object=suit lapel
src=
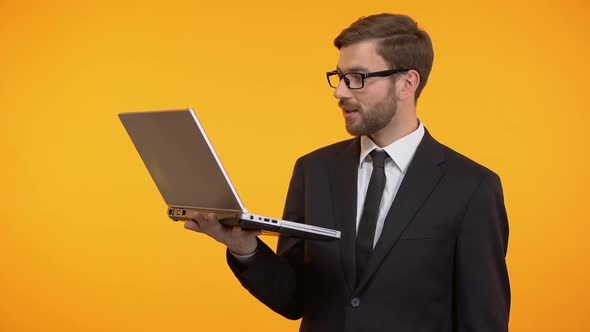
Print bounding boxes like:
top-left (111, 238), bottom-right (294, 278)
top-left (329, 138), bottom-right (360, 292)
top-left (355, 130), bottom-right (446, 291)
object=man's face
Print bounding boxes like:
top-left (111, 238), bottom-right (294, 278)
top-left (334, 40), bottom-right (398, 137)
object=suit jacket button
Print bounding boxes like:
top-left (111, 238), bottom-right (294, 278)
top-left (351, 297), bottom-right (360, 308)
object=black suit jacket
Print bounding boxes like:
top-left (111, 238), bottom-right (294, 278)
top-left (228, 129), bottom-right (510, 332)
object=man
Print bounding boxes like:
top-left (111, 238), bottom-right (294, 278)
top-left (185, 13), bottom-right (510, 332)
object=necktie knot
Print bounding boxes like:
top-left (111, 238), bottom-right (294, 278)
top-left (370, 149), bottom-right (388, 168)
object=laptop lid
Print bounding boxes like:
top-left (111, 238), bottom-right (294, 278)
top-left (119, 109), bottom-right (245, 214)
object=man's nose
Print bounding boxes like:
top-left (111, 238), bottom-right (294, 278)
top-left (334, 79), bottom-right (352, 100)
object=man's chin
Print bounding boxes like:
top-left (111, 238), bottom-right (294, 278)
top-left (345, 122), bottom-right (366, 137)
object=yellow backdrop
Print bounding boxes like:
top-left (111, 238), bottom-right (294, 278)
top-left (1, 0), bottom-right (588, 331)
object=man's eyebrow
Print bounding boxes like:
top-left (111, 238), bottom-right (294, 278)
top-left (336, 66), bottom-right (371, 73)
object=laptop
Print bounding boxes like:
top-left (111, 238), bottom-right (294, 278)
top-left (118, 109), bottom-right (341, 241)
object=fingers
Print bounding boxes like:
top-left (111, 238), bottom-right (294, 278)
top-left (182, 213), bottom-right (261, 254)
top-left (184, 213), bottom-right (219, 234)
top-left (184, 219), bottom-right (201, 232)
top-left (184, 212), bottom-right (209, 231)
top-left (199, 213), bottom-right (221, 235)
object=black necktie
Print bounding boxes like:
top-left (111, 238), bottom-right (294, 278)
top-left (356, 149), bottom-right (388, 280)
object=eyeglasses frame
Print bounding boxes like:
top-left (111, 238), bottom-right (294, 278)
top-left (326, 68), bottom-right (410, 90)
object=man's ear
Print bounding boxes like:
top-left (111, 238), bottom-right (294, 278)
top-left (397, 69), bottom-right (420, 102)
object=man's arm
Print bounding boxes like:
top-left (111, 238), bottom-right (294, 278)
top-left (455, 172), bottom-right (511, 331)
top-left (225, 157), bottom-right (307, 319)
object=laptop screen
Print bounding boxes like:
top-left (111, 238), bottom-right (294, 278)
top-left (119, 109), bottom-right (245, 213)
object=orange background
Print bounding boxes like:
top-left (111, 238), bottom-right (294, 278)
top-left (1, 0), bottom-right (589, 331)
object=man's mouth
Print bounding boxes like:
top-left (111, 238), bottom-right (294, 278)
top-left (341, 108), bottom-right (359, 120)
top-left (340, 104), bottom-right (358, 113)
top-left (339, 101), bottom-right (360, 119)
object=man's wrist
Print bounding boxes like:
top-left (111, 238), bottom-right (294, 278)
top-left (229, 246), bottom-right (257, 264)
top-left (228, 236), bottom-right (259, 256)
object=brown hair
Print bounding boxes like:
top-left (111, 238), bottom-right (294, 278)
top-left (334, 13), bottom-right (434, 100)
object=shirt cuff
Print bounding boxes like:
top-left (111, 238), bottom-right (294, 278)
top-left (229, 249), bottom-right (257, 264)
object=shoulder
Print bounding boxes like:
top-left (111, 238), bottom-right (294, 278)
top-left (443, 145), bottom-right (495, 175)
top-left (430, 133), bottom-right (502, 187)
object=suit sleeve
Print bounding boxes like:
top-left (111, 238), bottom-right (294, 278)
top-left (226, 157), bottom-right (306, 320)
top-left (455, 172), bottom-right (511, 331)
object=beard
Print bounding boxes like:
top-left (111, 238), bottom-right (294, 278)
top-left (341, 93), bottom-right (398, 137)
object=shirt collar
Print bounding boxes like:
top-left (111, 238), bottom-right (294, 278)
top-left (359, 121), bottom-right (425, 174)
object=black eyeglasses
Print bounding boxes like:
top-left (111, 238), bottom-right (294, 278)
top-left (326, 68), bottom-right (409, 90)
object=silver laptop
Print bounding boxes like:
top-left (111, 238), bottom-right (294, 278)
top-left (118, 109), bottom-right (341, 241)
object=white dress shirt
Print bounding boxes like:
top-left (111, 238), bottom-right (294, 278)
top-left (357, 121), bottom-right (425, 248)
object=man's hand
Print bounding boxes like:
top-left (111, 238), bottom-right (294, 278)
top-left (184, 213), bottom-right (260, 256)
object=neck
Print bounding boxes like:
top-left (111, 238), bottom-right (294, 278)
top-left (369, 107), bottom-right (418, 147)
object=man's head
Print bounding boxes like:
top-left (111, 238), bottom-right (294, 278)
top-left (334, 13), bottom-right (433, 101)
top-left (329, 14), bottom-right (433, 142)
